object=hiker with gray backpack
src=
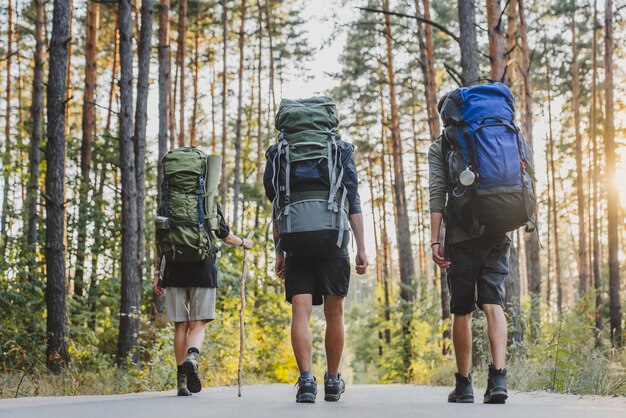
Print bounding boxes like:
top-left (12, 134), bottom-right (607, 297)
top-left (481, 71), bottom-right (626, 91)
top-left (428, 83), bottom-right (537, 404)
top-left (263, 97), bottom-right (368, 403)
top-left (153, 147), bottom-right (252, 396)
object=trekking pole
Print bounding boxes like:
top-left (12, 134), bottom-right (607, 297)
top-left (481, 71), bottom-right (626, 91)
top-left (238, 231), bottom-right (254, 397)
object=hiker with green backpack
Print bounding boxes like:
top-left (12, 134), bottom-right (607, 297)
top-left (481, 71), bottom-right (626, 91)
top-left (428, 83), bottom-right (537, 404)
top-left (153, 147), bottom-right (252, 396)
top-left (264, 97), bottom-right (368, 403)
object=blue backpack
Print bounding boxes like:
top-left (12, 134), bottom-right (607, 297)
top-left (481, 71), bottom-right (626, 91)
top-left (439, 82), bottom-right (537, 237)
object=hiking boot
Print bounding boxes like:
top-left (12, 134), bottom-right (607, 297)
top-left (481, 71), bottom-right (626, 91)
top-left (182, 351), bottom-right (201, 393)
top-left (484, 364), bottom-right (508, 404)
top-left (177, 371), bottom-right (191, 396)
top-left (447, 372), bottom-right (474, 403)
top-left (295, 375), bottom-right (317, 403)
top-left (324, 372), bottom-right (346, 402)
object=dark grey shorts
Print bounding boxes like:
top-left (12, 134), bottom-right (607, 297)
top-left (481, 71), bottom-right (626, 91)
top-left (284, 254), bottom-right (350, 306)
top-left (446, 235), bottom-right (511, 315)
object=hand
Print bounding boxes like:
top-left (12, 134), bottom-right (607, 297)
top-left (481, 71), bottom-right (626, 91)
top-left (242, 238), bottom-right (253, 250)
top-left (153, 271), bottom-right (164, 297)
top-left (432, 243), bottom-right (451, 269)
top-left (355, 251), bottom-right (368, 275)
top-left (275, 251), bottom-right (285, 280)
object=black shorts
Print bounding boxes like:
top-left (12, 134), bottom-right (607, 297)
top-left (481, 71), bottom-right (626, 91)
top-left (284, 254), bottom-right (350, 305)
top-left (446, 235), bottom-right (511, 315)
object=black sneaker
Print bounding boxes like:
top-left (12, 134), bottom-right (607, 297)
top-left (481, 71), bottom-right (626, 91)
top-left (177, 371), bottom-right (191, 396)
top-left (295, 375), bottom-right (317, 403)
top-left (182, 352), bottom-right (202, 393)
top-left (484, 364), bottom-right (508, 404)
top-left (447, 372), bottom-right (474, 403)
top-left (324, 372), bottom-right (346, 401)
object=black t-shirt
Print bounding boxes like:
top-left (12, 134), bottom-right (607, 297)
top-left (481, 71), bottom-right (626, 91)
top-left (162, 205), bottom-right (230, 288)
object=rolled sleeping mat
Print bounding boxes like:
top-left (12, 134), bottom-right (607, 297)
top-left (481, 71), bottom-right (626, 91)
top-left (205, 155), bottom-right (222, 232)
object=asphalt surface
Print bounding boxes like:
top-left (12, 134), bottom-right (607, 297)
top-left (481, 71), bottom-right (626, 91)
top-left (1, 384), bottom-right (625, 418)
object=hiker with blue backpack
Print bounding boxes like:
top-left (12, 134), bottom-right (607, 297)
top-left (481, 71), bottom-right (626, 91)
top-left (153, 147), bottom-right (253, 396)
top-left (264, 97), bottom-right (368, 403)
top-left (428, 83), bottom-right (537, 404)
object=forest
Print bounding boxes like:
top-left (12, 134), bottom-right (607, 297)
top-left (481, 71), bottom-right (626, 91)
top-left (0, 0), bottom-right (625, 398)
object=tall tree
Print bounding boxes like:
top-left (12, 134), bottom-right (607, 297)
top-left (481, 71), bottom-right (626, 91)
top-left (26, 0), bottom-right (46, 282)
top-left (219, 0), bottom-right (228, 207)
top-left (382, 0), bottom-right (416, 376)
top-left (45, 0), bottom-right (72, 373)
top-left (604, 0), bottom-right (621, 347)
top-left (135, 0), bottom-right (153, 293)
top-left (177, 0), bottom-right (187, 146)
top-left (117, 0), bottom-right (141, 365)
top-left (1, 0), bottom-right (15, 255)
top-left (75, 0), bottom-right (100, 298)
top-left (591, 0), bottom-right (601, 336)
top-left (486, 0), bottom-right (505, 81)
top-left (457, 0), bottom-right (479, 85)
top-left (569, 5), bottom-right (588, 294)
top-left (518, 0), bottom-right (541, 339)
top-left (232, 0), bottom-right (247, 230)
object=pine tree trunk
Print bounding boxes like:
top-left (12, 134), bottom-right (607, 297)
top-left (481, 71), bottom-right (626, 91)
top-left (155, 0), bottom-right (170, 322)
top-left (26, 0), bottom-right (45, 283)
top-left (518, 0), bottom-right (541, 339)
top-left (604, 0), bottom-right (622, 347)
top-left (210, 56), bottom-right (217, 153)
top-left (45, 0), bottom-right (71, 373)
top-left (570, 11), bottom-right (588, 294)
top-left (219, 0), bottom-right (228, 207)
top-left (177, 0), bottom-right (187, 147)
top-left (486, 0), bottom-right (505, 81)
top-left (1, 0), bottom-right (14, 256)
top-left (75, 0), bottom-right (100, 298)
top-left (190, 13), bottom-right (199, 148)
top-left (591, 0), bottom-right (601, 338)
top-left (265, 0), bottom-right (276, 113)
top-left (255, 0), bottom-right (264, 184)
top-left (135, 0), bottom-right (153, 301)
top-left (457, 0), bottom-right (479, 86)
top-left (117, 0), bottom-right (141, 366)
top-left (382, 0), bottom-right (416, 377)
top-left (421, 0), bottom-right (439, 139)
top-left (232, 0), bottom-right (247, 231)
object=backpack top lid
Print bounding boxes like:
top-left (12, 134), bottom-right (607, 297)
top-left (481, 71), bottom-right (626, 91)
top-left (441, 82), bottom-right (515, 127)
top-left (275, 96), bottom-right (339, 134)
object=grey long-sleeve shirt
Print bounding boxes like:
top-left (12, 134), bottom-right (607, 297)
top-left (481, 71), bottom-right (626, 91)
top-left (427, 137), bottom-right (473, 245)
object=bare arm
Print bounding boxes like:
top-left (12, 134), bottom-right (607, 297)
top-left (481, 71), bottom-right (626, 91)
top-left (222, 232), bottom-right (252, 249)
top-left (349, 213), bottom-right (368, 275)
top-left (430, 212), bottom-right (450, 269)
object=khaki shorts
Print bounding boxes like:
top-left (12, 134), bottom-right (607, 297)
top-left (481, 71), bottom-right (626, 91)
top-left (165, 287), bottom-right (216, 322)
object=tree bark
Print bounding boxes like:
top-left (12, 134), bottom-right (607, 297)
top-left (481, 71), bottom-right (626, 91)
top-left (219, 0), bottom-right (228, 207)
top-left (117, 0), bottom-right (141, 365)
top-left (255, 0), bottom-right (264, 184)
top-left (26, 0), bottom-right (45, 283)
top-left (155, 0), bottom-right (170, 322)
top-left (591, 0), bottom-right (601, 338)
top-left (1, 0), bottom-right (14, 256)
top-left (518, 0), bottom-right (541, 339)
top-left (382, 0), bottom-right (416, 377)
top-left (190, 13), bottom-right (199, 148)
top-left (45, 0), bottom-right (71, 373)
top-left (457, 0), bottom-right (480, 86)
top-left (74, 0), bottom-right (100, 298)
top-left (177, 0), bottom-right (187, 147)
top-left (232, 0), bottom-right (247, 232)
top-left (486, 0), bottom-right (505, 81)
top-left (265, 0), bottom-right (276, 113)
top-left (135, 0), bottom-right (153, 303)
top-left (604, 0), bottom-right (622, 347)
top-left (569, 10), bottom-right (588, 295)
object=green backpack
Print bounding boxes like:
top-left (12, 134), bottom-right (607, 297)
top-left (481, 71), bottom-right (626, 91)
top-left (269, 96), bottom-right (349, 248)
top-left (156, 147), bottom-right (222, 262)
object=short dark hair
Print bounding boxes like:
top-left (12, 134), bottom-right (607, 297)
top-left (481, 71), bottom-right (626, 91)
top-left (437, 92), bottom-right (450, 114)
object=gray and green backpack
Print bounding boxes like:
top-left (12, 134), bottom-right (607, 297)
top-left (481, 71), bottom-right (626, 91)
top-left (269, 96), bottom-right (349, 248)
top-left (156, 147), bottom-right (222, 262)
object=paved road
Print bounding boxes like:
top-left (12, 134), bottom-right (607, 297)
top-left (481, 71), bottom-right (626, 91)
top-left (2, 384), bottom-right (625, 418)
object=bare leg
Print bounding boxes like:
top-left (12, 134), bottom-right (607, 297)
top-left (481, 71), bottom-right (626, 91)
top-left (291, 294), bottom-right (313, 374)
top-left (482, 304), bottom-right (507, 369)
top-left (174, 322), bottom-right (189, 365)
top-left (452, 313), bottom-right (472, 377)
top-left (186, 320), bottom-right (207, 351)
top-left (323, 296), bottom-right (345, 375)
